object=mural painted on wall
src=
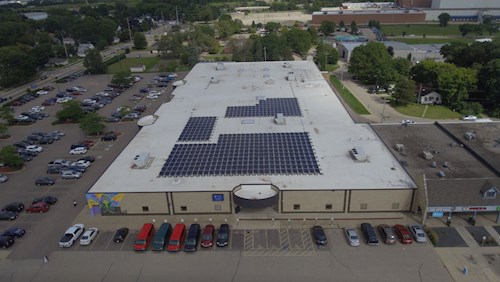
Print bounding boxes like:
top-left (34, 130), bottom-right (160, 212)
top-left (86, 193), bottom-right (125, 215)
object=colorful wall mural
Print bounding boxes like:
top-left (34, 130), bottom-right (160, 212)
top-left (86, 193), bottom-right (125, 215)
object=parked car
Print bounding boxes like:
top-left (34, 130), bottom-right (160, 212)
top-left (394, 224), bottom-right (413, 244)
top-left (69, 147), bottom-right (87, 155)
top-left (47, 165), bottom-right (65, 174)
top-left (0, 211), bottom-right (18, 220)
top-left (462, 115), bottom-right (477, 121)
top-left (67, 165), bottom-right (86, 173)
top-left (216, 224), bottom-right (230, 247)
top-left (106, 116), bottom-right (120, 122)
top-left (32, 196), bottom-right (57, 205)
top-left (378, 224), bottom-right (397, 244)
top-left (78, 156), bottom-right (95, 163)
top-left (51, 130), bottom-right (65, 137)
top-left (0, 174), bottom-right (8, 183)
top-left (48, 159), bottom-right (70, 167)
top-left (184, 223), bottom-right (201, 252)
top-left (344, 228), bottom-right (360, 247)
top-left (312, 225), bottom-right (327, 246)
top-left (25, 145), bottom-right (43, 153)
top-left (0, 236), bottom-right (14, 248)
top-left (122, 112), bottom-right (139, 121)
top-left (80, 227), bottom-right (99, 245)
top-left (59, 224), bottom-right (85, 248)
top-left (71, 160), bottom-right (91, 168)
top-left (114, 227), bottom-right (129, 243)
top-left (2, 202), bottom-right (24, 212)
top-left (0, 227), bottom-right (25, 238)
top-left (61, 170), bottom-right (82, 179)
top-left (26, 202), bottom-right (50, 213)
top-left (409, 224), bottom-right (427, 243)
top-left (71, 143), bottom-right (90, 150)
top-left (201, 224), bottom-right (215, 248)
top-left (401, 119), bottom-right (415, 125)
top-left (361, 223), bottom-right (379, 246)
top-left (35, 176), bottom-right (55, 186)
top-left (101, 133), bottom-right (117, 141)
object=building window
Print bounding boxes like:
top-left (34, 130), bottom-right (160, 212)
top-left (484, 190), bottom-right (497, 199)
top-left (325, 204), bottom-right (332, 210)
top-left (142, 206), bottom-right (149, 212)
top-left (392, 203), bottom-right (400, 210)
top-left (214, 205), bottom-right (221, 211)
top-left (360, 203), bottom-right (368, 210)
top-left (180, 206), bottom-right (187, 211)
top-left (293, 204), bottom-right (300, 210)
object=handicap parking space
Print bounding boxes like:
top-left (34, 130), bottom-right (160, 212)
top-left (241, 228), bottom-right (315, 256)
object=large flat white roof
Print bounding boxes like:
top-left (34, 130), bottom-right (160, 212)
top-left (89, 61), bottom-right (416, 194)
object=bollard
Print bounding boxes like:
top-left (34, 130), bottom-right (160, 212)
top-left (272, 218), bottom-right (275, 227)
top-left (237, 218), bottom-right (240, 226)
top-left (163, 219), bottom-right (168, 223)
top-left (194, 218), bottom-right (197, 222)
top-left (180, 218), bottom-right (184, 223)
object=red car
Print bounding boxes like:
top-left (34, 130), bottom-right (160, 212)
top-left (26, 202), bottom-right (50, 213)
top-left (393, 224), bottom-right (413, 244)
top-left (201, 224), bottom-right (215, 248)
top-left (80, 140), bottom-right (94, 147)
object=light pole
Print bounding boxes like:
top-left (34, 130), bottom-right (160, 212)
top-left (381, 98), bottom-right (387, 123)
top-left (264, 47), bottom-right (267, 62)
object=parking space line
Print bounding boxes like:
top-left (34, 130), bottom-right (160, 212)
top-left (89, 231), bottom-right (103, 251)
top-left (279, 228), bottom-right (289, 251)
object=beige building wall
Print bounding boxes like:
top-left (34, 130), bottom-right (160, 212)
top-left (172, 192), bottom-right (232, 214)
top-left (119, 193), bottom-right (169, 214)
top-left (349, 189), bottom-right (414, 212)
top-left (282, 190), bottom-right (345, 212)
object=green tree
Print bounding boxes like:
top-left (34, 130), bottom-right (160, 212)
top-left (0, 123), bottom-right (8, 137)
top-left (478, 58), bottom-right (500, 116)
top-left (339, 20), bottom-right (345, 29)
top-left (350, 21), bottom-right (358, 35)
top-left (349, 42), bottom-right (396, 86)
top-left (158, 32), bottom-right (184, 59)
top-left (83, 49), bottom-right (107, 74)
top-left (265, 22), bottom-right (281, 33)
top-left (393, 77), bottom-right (416, 106)
top-left (392, 57), bottom-right (412, 78)
top-left (0, 145), bottom-right (23, 168)
top-left (0, 46), bottom-right (37, 87)
top-left (320, 21), bottom-right (336, 35)
top-left (0, 107), bottom-right (15, 125)
top-left (283, 27), bottom-right (312, 55)
top-left (79, 113), bottom-right (106, 135)
top-left (133, 32), bottom-right (148, 49)
top-left (180, 45), bottom-right (199, 68)
top-left (438, 13), bottom-right (451, 27)
top-left (316, 42), bottom-right (339, 70)
top-left (112, 71), bottom-right (133, 87)
top-left (458, 24), bottom-right (475, 37)
top-left (56, 100), bottom-right (86, 122)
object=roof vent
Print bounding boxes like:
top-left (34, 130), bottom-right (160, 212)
top-left (274, 113), bottom-right (286, 125)
top-left (283, 62), bottom-right (292, 68)
top-left (210, 76), bottom-right (219, 83)
top-left (287, 71), bottom-right (296, 81)
top-left (350, 146), bottom-right (368, 162)
top-left (132, 152), bottom-right (151, 169)
top-left (216, 62), bottom-right (225, 70)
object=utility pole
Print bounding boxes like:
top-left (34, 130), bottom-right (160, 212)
top-left (127, 18), bottom-right (133, 42)
top-left (161, 10), bottom-right (166, 32)
top-left (264, 47), bottom-right (267, 62)
top-left (176, 6), bottom-right (179, 25)
top-left (417, 82), bottom-right (423, 103)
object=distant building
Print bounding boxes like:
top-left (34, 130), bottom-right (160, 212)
top-left (130, 65), bottom-right (146, 73)
top-left (63, 38), bottom-right (75, 46)
top-left (420, 91), bottom-right (442, 105)
top-left (21, 12), bottom-right (48, 21)
top-left (77, 43), bottom-right (95, 58)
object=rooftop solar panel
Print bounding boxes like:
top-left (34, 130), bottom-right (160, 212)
top-left (160, 133), bottom-right (320, 177)
top-left (178, 117), bottom-right (217, 142)
top-left (225, 98), bottom-right (301, 118)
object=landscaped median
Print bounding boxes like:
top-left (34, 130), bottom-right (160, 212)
top-left (329, 75), bottom-right (370, 115)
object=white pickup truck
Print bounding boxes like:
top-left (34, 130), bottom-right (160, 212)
top-left (59, 224), bottom-right (85, 248)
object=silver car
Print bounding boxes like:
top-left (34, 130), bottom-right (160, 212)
top-left (61, 170), bottom-right (82, 179)
top-left (345, 228), bottom-right (360, 246)
top-left (0, 174), bottom-right (8, 183)
top-left (409, 224), bottom-right (427, 243)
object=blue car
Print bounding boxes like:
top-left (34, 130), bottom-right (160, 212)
top-left (1, 227), bottom-right (25, 238)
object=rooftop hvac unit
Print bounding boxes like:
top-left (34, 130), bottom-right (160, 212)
top-left (287, 71), bottom-right (296, 81)
top-left (210, 76), bottom-right (219, 83)
top-left (464, 132), bottom-right (476, 141)
top-left (274, 113), bottom-right (286, 125)
top-left (133, 152), bottom-right (150, 169)
top-left (216, 62), bottom-right (225, 70)
top-left (283, 62), bottom-right (292, 68)
top-left (350, 146), bottom-right (368, 162)
top-left (421, 151), bottom-right (433, 160)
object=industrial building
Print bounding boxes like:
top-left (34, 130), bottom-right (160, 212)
top-left (86, 61), bottom-right (417, 217)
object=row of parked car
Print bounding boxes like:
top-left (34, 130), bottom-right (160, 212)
top-left (57, 222), bottom-right (230, 253)
top-left (312, 223), bottom-right (427, 247)
top-left (0, 196), bottom-right (58, 223)
top-left (12, 130), bottom-right (65, 162)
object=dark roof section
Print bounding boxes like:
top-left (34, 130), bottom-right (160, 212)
top-left (427, 178), bottom-right (500, 207)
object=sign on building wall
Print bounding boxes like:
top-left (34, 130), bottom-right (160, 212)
top-left (212, 194), bottom-right (224, 201)
top-left (432, 212), bottom-right (444, 217)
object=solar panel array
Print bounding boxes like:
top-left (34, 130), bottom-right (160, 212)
top-left (225, 98), bottom-right (301, 118)
top-left (178, 117), bottom-right (217, 142)
top-left (160, 133), bottom-right (320, 177)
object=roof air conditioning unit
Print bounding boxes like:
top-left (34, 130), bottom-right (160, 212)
top-left (283, 62), bottom-right (292, 68)
top-left (210, 76), bottom-right (219, 83)
top-left (287, 71), bottom-right (296, 81)
top-left (350, 146), bottom-right (368, 162)
top-left (274, 113), bottom-right (286, 125)
top-left (216, 62), bottom-right (225, 70)
top-left (133, 152), bottom-right (150, 169)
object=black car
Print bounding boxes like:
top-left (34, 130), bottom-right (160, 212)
top-left (106, 116), bottom-right (120, 123)
top-left (113, 227), bottom-right (129, 242)
top-left (79, 156), bottom-right (95, 163)
top-left (216, 224), bottom-right (229, 247)
top-left (2, 202), bottom-right (24, 212)
top-left (1, 227), bottom-right (25, 238)
top-left (13, 141), bottom-right (29, 148)
top-left (184, 223), bottom-right (201, 252)
top-left (27, 135), bottom-right (42, 142)
top-left (101, 133), bottom-right (117, 141)
top-left (32, 196), bottom-right (58, 205)
top-left (67, 165), bottom-right (86, 173)
top-left (0, 211), bottom-right (18, 220)
top-left (0, 236), bottom-right (14, 248)
top-left (46, 165), bottom-right (65, 174)
top-left (18, 149), bottom-right (37, 157)
top-left (312, 225), bottom-right (327, 246)
top-left (35, 176), bottom-right (55, 186)
top-left (38, 136), bottom-right (54, 144)
top-left (20, 154), bottom-right (33, 162)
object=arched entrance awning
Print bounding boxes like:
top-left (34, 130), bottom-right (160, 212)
top-left (233, 184), bottom-right (279, 208)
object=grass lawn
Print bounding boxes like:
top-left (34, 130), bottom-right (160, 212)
top-left (107, 57), bottom-right (160, 74)
top-left (325, 64), bottom-right (339, 72)
top-left (329, 76), bottom-right (370, 115)
top-left (395, 104), bottom-right (462, 119)
top-left (393, 37), bottom-right (475, 44)
top-left (381, 24), bottom-right (463, 36)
